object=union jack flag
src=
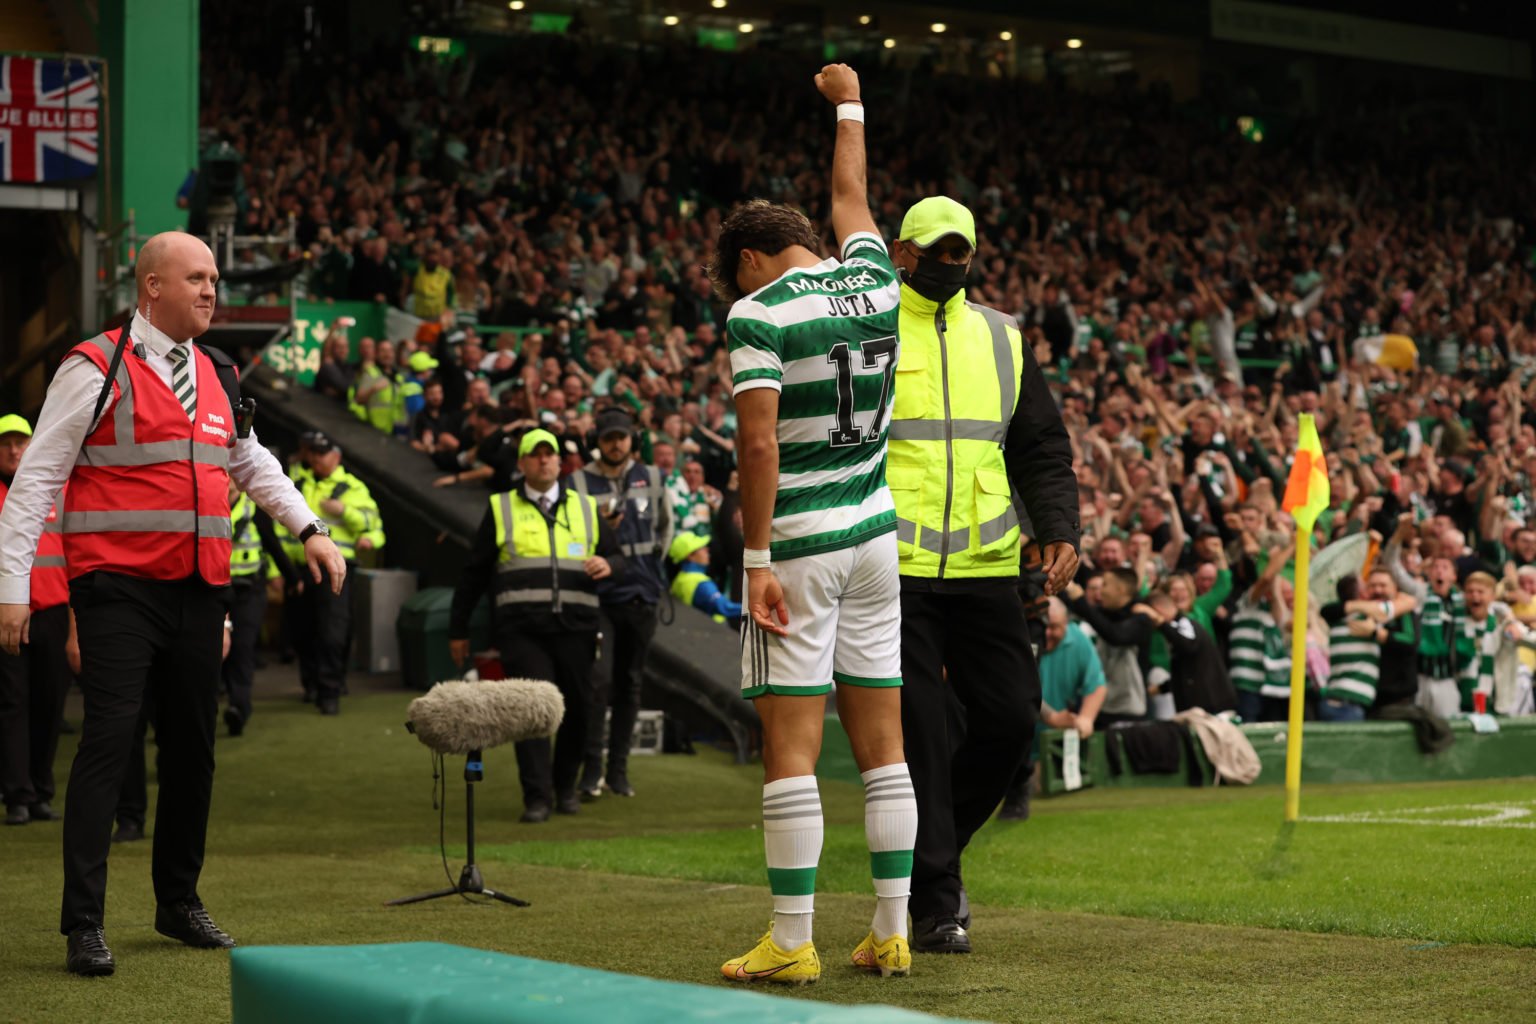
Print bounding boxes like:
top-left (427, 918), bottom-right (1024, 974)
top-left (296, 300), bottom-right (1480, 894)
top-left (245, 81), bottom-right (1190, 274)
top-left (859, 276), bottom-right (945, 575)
top-left (0, 55), bottom-right (100, 183)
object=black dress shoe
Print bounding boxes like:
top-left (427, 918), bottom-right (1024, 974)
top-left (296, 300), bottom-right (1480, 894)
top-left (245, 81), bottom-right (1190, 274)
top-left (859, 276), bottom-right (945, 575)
top-left (29, 801), bottom-right (60, 821)
top-left (606, 772), bottom-right (636, 798)
top-left (112, 821), bottom-right (145, 843)
top-left (66, 925), bottom-right (115, 976)
top-left (317, 698), bottom-right (340, 716)
top-left (224, 708), bottom-right (245, 737)
top-left (155, 899), bottom-right (236, 949)
top-left (5, 804), bottom-right (28, 825)
top-left (912, 916), bottom-right (972, 954)
top-left (520, 802), bottom-right (551, 824)
top-left (555, 792), bottom-right (581, 815)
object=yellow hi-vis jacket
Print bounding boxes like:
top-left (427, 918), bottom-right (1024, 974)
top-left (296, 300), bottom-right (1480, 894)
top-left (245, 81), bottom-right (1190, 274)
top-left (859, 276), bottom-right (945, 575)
top-left (489, 487), bottom-right (601, 615)
top-left (889, 287), bottom-right (1023, 579)
top-left (229, 491), bottom-right (263, 579)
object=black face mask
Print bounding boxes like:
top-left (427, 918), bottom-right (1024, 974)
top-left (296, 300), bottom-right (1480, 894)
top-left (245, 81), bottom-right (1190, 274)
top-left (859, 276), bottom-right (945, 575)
top-left (901, 256), bottom-right (969, 303)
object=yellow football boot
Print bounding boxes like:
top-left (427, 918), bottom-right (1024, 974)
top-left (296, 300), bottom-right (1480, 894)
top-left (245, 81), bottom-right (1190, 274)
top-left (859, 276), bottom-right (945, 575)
top-left (721, 927), bottom-right (821, 985)
top-left (851, 931), bottom-right (912, 977)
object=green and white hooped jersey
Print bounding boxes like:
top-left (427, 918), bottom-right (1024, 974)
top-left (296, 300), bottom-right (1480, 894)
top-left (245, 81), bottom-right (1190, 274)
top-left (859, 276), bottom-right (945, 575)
top-left (1324, 616), bottom-right (1380, 706)
top-left (727, 232), bottom-right (901, 560)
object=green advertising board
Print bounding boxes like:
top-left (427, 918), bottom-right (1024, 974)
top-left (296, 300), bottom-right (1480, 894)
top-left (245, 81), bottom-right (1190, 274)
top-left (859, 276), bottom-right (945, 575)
top-left (263, 301), bottom-right (385, 386)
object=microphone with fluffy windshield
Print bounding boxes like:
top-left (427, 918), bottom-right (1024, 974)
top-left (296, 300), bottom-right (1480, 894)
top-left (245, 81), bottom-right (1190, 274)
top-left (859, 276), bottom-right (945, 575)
top-left (404, 678), bottom-right (564, 754)
top-left (391, 677), bottom-right (565, 909)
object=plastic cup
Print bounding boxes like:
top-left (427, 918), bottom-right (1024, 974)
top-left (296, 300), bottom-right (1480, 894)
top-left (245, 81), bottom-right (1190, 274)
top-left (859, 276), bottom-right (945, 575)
top-left (1473, 691), bottom-right (1487, 715)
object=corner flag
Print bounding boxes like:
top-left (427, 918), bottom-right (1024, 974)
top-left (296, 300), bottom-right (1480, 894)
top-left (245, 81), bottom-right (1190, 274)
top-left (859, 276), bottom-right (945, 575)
top-left (1280, 414), bottom-right (1328, 822)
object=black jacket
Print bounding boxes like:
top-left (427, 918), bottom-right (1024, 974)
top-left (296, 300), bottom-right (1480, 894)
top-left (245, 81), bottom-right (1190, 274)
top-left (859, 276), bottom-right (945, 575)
top-left (1157, 614), bottom-right (1237, 714)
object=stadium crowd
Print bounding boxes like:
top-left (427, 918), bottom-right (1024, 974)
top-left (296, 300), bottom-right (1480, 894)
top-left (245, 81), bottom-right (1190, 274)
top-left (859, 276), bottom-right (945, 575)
top-left (201, 31), bottom-right (1536, 725)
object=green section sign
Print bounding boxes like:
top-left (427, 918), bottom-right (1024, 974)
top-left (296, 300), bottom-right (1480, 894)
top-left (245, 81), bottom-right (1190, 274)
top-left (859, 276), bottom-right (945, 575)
top-left (263, 301), bottom-right (385, 386)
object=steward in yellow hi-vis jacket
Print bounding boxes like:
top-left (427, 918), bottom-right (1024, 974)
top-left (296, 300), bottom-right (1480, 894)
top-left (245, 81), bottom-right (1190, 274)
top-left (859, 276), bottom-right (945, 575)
top-left (296, 433), bottom-right (384, 715)
top-left (888, 196), bottom-right (1080, 953)
top-left (449, 428), bottom-right (626, 823)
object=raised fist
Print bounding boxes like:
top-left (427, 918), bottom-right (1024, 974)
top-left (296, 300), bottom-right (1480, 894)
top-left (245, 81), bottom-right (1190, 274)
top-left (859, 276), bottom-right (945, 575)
top-left (815, 64), bottom-right (861, 105)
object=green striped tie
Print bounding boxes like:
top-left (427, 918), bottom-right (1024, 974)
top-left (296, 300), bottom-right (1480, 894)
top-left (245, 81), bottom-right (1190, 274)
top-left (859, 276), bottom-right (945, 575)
top-left (169, 345), bottom-right (196, 420)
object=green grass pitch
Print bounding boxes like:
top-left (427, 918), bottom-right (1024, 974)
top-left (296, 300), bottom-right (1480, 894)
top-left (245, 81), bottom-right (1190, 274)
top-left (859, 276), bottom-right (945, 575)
top-left (1, 688), bottom-right (1531, 1023)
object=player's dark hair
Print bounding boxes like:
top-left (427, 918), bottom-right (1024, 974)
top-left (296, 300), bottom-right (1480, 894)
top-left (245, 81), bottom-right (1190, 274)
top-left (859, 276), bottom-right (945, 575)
top-left (707, 199), bottom-right (820, 303)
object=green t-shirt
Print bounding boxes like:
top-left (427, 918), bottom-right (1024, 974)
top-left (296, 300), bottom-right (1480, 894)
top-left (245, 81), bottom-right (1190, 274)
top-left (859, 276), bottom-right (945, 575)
top-left (1040, 624), bottom-right (1107, 713)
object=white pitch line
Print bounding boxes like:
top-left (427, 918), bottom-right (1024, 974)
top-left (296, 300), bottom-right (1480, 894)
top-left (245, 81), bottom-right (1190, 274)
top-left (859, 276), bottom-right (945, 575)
top-left (1301, 802), bottom-right (1536, 829)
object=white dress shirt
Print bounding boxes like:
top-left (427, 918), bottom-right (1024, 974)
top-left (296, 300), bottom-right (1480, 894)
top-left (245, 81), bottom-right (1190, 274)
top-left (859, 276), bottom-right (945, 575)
top-left (524, 480), bottom-right (560, 510)
top-left (0, 315), bottom-right (315, 605)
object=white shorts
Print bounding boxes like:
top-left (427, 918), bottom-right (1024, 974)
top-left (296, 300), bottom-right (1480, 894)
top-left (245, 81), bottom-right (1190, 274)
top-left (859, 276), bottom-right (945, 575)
top-left (740, 531), bottom-right (902, 698)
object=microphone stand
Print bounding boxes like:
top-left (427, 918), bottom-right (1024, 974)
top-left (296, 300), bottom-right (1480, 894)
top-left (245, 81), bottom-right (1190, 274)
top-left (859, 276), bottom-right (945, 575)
top-left (387, 750), bottom-right (529, 908)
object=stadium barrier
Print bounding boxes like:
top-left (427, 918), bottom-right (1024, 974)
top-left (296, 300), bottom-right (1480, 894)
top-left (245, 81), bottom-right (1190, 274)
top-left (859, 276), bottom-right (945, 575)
top-left (230, 942), bottom-right (982, 1023)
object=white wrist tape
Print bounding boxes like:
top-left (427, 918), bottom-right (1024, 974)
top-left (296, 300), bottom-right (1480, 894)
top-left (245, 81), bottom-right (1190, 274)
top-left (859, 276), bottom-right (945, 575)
top-left (742, 548), bottom-right (772, 570)
top-left (836, 102), bottom-right (865, 124)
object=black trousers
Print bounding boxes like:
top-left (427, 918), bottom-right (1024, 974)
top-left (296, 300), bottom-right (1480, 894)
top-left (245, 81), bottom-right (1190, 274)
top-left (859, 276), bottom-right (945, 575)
top-left (61, 573), bottom-right (224, 934)
top-left (899, 588), bottom-right (1039, 923)
top-left (500, 627), bottom-right (597, 808)
top-left (0, 603), bottom-right (70, 808)
top-left (222, 578), bottom-right (267, 723)
top-left (115, 705), bottom-right (152, 832)
top-left (298, 564), bottom-right (351, 702)
top-left (583, 600), bottom-right (658, 782)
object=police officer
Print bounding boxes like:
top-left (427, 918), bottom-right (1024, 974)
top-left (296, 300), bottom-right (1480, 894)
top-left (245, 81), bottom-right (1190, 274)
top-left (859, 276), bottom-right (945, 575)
top-left (0, 414), bottom-right (69, 826)
top-left (0, 231), bottom-right (345, 976)
top-left (448, 428), bottom-right (624, 823)
top-left (887, 198), bottom-right (1080, 953)
top-left (571, 407), bottom-right (670, 800)
top-left (222, 481), bottom-right (298, 736)
top-left (297, 433), bottom-right (384, 715)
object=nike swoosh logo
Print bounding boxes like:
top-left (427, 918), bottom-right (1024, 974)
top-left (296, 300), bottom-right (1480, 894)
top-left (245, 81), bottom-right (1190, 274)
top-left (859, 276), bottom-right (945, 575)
top-left (734, 961), bottom-right (797, 980)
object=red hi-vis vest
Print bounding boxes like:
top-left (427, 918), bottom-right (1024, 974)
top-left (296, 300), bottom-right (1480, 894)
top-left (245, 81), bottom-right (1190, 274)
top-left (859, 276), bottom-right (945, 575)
top-left (61, 331), bottom-right (236, 586)
top-left (0, 479), bottom-right (68, 611)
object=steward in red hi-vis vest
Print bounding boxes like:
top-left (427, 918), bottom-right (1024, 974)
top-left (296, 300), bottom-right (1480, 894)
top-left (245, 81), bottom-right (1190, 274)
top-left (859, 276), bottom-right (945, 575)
top-left (61, 330), bottom-right (235, 586)
top-left (0, 479), bottom-right (67, 611)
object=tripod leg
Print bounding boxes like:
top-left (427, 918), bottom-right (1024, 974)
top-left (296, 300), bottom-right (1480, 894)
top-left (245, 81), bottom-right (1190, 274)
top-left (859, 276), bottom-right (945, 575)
top-left (481, 888), bottom-right (531, 908)
top-left (386, 887), bottom-right (462, 906)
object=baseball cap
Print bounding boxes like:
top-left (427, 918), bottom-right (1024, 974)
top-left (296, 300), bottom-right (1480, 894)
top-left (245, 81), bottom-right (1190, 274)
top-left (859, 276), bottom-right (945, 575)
top-left (309, 432), bottom-right (337, 454)
top-left (667, 531), bottom-right (711, 564)
top-left (0, 414), bottom-right (33, 438)
top-left (408, 351), bottom-right (439, 373)
top-left (898, 196), bottom-right (977, 250)
top-left (595, 407), bottom-right (635, 439)
top-left (518, 428), bottom-right (560, 458)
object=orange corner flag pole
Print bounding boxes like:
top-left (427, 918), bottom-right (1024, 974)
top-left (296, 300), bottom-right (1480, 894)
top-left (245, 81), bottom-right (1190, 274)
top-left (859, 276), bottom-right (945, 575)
top-left (1280, 414), bottom-right (1329, 822)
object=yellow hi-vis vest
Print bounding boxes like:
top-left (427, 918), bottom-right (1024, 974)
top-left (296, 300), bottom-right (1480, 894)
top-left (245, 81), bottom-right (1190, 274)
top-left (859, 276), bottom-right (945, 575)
top-left (229, 492), bottom-right (264, 579)
top-left (889, 289), bottom-right (1023, 579)
top-left (489, 487), bottom-right (601, 614)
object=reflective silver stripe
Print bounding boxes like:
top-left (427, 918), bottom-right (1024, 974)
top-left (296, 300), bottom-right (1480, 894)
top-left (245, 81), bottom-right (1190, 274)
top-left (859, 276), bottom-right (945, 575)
top-left (571, 471), bottom-right (590, 499)
top-left (889, 418), bottom-right (1005, 443)
top-left (495, 589), bottom-right (600, 608)
top-left (578, 492), bottom-right (595, 554)
top-left (896, 517), bottom-right (917, 546)
top-left (34, 555), bottom-right (67, 569)
top-left (497, 492), bottom-right (517, 557)
top-left (42, 518), bottom-right (63, 534)
top-left (969, 302), bottom-right (1017, 425)
top-left (620, 541), bottom-right (657, 558)
top-left (497, 556), bottom-right (587, 573)
top-left (77, 440), bottom-right (230, 468)
top-left (60, 510), bottom-right (234, 539)
top-left (977, 505), bottom-right (1020, 547)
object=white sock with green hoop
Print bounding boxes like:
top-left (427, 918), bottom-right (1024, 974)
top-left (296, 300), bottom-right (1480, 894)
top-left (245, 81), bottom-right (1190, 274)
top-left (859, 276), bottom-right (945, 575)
top-left (763, 775), bottom-right (821, 951)
top-left (862, 762), bottom-right (917, 942)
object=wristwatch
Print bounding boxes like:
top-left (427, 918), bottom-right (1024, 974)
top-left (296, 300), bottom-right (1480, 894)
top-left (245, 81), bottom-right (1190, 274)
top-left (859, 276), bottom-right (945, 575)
top-left (299, 520), bottom-right (331, 543)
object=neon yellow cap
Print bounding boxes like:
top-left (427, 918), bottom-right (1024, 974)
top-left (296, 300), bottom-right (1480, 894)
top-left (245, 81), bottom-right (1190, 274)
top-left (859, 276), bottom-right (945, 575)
top-left (898, 196), bottom-right (976, 249)
top-left (518, 428), bottom-right (561, 458)
top-left (0, 414), bottom-right (32, 438)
